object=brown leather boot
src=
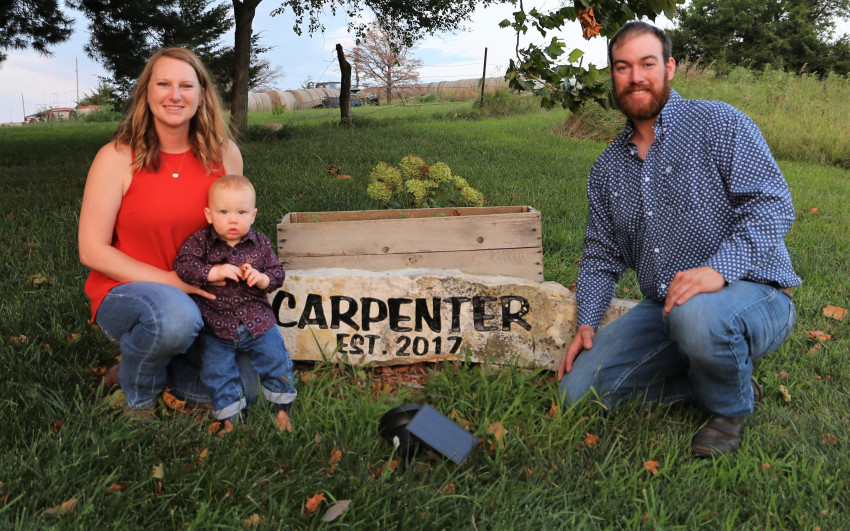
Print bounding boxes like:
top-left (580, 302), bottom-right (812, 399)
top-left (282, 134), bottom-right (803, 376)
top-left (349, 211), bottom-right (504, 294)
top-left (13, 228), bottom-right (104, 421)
top-left (691, 416), bottom-right (745, 456)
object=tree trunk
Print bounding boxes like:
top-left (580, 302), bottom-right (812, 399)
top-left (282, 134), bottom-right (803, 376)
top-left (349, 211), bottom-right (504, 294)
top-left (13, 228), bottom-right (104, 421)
top-left (336, 43), bottom-right (352, 126)
top-left (230, 0), bottom-right (261, 139)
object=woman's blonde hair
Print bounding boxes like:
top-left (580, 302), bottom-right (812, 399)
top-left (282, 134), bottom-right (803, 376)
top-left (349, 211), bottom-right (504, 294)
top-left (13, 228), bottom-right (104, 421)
top-left (113, 47), bottom-right (232, 174)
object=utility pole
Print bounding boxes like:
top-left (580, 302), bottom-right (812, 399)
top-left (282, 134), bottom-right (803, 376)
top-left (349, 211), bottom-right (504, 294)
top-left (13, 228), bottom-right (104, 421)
top-left (480, 48), bottom-right (488, 106)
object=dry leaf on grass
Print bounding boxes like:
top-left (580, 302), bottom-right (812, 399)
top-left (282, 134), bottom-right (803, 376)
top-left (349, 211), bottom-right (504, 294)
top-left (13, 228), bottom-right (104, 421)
top-left (487, 422), bottom-right (507, 451)
top-left (644, 460), bottom-right (659, 475)
top-left (804, 207), bottom-right (820, 214)
top-left (807, 330), bottom-right (832, 341)
top-left (304, 493), bottom-right (326, 515)
top-left (243, 514), bottom-right (265, 529)
top-left (151, 463), bottom-right (165, 479)
top-left (779, 385), bottom-right (791, 402)
top-left (44, 495), bottom-right (80, 515)
top-left (322, 500), bottom-right (352, 522)
top-left (328, 449), bottom-right (342, 474)
top-left (583, 433), bottom-right (600, 449)
top-left (822, 433), bottom-right (837, 445)
top-left (105, 483), bottom-right (129, 493)
top-left (823, 305), bottom-right (847, 320)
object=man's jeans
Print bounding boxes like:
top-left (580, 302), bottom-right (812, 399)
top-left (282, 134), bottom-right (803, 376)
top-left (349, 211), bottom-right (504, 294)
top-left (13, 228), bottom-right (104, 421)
top-left (198, 325), bottom-right (297, 421)
top-left (96, 282), bottom-right (261, 410)
top-left (560, 281), bottom-right (796, 418)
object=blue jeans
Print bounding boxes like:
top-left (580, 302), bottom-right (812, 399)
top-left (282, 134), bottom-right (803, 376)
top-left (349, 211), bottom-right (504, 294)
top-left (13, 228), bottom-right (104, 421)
top-left (198, 325), bottom-right (297, 420)
top-left (96, 282), bottom-right (261, 410)
top-left (560, 281), bottom-right (796, 418)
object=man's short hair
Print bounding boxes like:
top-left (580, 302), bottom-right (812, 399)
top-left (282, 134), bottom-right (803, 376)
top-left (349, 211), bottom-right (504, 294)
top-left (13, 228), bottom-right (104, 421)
top-left (608, 21), bottom-right (672, 66)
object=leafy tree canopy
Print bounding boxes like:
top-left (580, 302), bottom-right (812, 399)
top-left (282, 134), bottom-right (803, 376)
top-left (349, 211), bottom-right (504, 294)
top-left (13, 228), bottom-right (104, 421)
top-left (668, 0), bottom-right (850, 76)
top-left (68, 0), bottom-right (280, 106)
top-left (271, 0), bottom-right (501, 47)
top-left (501, 0), bottom-right (683, 112)
top-left (0, 0), bottom-right (73, 63)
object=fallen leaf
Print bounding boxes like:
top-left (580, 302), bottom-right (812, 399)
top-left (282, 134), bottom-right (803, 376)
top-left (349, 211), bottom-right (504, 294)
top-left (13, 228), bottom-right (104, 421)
top-left (374, 459), bottom-right (398, 478)
top-left (761, 463), bottom-right (771, 470)
top-left (487, 422), bottom-right (507, 450)
top-left (804, 207), bottom-right (819, 214)
top-left (27, 273), bottom-right (52, 287)
top-left (823, 305), bottom-right (847, 320)
top-left (106, 483), bottom-right (129, 492)
top-left (779, 384), bottom-right (791, 402)
top-left (328, 449), bottom-right (342, 473)
top-left (808, 343), bottom-right (823, 355)
top-left (807, 330), bottom-right (832, 341)
top-left (151, 463), bottom-right (165, 479)
top-left (304, 493), bottom-right (326, 515)
top-left (583, 433), bottom-right (600, 449)
top-left (195, 448), bottom-right (209, 466)
top-left (243, 514), bottom-right (265, 529)
top-left (9, 335), bottom-right (28, 344)
top-left (644, 460), bottom-right (659, 475)
top-left (44, 495), bottom-right (80, 516)
top-left (66, 333), bottom-right (80, 343)
top-left (321, 500), bottom-right (352, 522)
top-left (547, 403), bottom-right (559, 418)
top-left (52, 421), bottom-right (64, 433)
top-left (440, 482), bottom-right (456, 495)
top-left (778, 370), bottom-right (789, 378)
top-left (336, 174), bottom-right (351, 180)
top-left (822, 433), bottom-right (837, 445)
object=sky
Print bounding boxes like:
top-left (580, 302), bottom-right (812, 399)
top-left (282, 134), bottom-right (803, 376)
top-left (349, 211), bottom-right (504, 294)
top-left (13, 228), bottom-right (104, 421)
top-left (0, 1), bottom-right (614, 123)
top-left (1, 3), bottom-right (847, 124)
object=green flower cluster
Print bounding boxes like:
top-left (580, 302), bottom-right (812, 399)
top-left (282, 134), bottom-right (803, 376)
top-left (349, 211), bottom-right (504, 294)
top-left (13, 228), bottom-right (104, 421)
top-left (366, 155), bottom-right (485, 209)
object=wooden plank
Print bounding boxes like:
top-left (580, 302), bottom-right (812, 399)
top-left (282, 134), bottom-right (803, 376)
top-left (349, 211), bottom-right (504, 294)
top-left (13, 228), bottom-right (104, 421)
top-left (279, 211), bottom-right (541, 256)
top-left (288, 206), bottom-right (532, 223)
top-left (279, 247), bottom-right (544, 281)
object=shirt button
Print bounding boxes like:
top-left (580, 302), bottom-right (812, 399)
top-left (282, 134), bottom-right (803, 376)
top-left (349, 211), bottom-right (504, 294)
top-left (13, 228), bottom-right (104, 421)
top-left (665, 166), bottom-right (672, 174)
top-left (660, 283), bottom-right (667, 290)
top-left (644, 177), bottom-right (650, 182)
top-left (654, 248), bottom-right (659, 253)
top-left (647, 211), bottom-right (653, 216)
top-left (613, 192), bottom-right (618, 197)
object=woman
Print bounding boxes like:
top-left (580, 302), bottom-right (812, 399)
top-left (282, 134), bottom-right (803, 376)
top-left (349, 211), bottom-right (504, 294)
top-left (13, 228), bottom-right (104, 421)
top-left (79, 47), bottom-right (246, 419)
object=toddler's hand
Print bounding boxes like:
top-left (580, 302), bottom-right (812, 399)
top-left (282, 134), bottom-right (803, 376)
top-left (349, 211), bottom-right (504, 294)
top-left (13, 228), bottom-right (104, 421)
top-left (241, 263), bottom-right (270, 289)
top-left (208, 264), bottom-right (242, 283)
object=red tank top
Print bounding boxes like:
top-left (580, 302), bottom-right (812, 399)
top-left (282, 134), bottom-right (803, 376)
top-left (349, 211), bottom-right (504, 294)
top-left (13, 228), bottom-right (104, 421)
top-left (84, 150), bottom-right (223, 319)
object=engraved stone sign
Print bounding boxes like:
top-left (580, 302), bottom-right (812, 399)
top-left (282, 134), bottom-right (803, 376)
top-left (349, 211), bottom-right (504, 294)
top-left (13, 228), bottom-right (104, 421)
top-left (271, 268), bottom-right (635, 370)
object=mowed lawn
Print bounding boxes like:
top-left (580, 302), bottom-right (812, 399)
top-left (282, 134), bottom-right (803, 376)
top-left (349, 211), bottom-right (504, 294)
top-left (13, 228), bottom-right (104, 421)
top-left (1, 76), bottom-right (849, 528)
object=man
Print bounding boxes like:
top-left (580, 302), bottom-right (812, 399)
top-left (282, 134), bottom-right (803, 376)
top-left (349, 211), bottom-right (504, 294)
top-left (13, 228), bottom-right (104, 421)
top-left (557, 21), bottom-right (800, 456)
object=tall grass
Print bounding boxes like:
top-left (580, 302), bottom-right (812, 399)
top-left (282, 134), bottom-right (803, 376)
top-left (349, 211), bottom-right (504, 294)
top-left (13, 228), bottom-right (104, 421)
top-left (1, 84), bottom-right (848, 527)
top-left (559, 66), bottom-right (850, 169)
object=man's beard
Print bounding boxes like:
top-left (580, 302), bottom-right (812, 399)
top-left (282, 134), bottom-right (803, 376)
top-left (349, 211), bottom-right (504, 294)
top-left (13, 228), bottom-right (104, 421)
top-left (613, 77), bottom-right (671, 122)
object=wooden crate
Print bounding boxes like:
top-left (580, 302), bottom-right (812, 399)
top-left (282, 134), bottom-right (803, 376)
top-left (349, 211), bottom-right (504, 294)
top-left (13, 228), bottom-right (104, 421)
top-left (277, 206), bottom-right (543, 281)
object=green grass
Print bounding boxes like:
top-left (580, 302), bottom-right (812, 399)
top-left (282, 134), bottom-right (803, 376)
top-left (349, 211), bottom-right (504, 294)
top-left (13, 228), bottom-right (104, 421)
top-left (1, 76), bottom-right (849, 528)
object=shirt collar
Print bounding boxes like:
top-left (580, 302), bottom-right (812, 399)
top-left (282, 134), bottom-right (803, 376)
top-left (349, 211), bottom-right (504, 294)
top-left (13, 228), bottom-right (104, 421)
top-left (619, 89), bottom-right (684, 153)
top-left (207, 225), bottom-right (258, 246)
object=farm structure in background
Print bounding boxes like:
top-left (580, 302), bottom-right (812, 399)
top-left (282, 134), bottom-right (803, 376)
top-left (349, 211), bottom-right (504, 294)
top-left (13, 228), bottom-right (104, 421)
top-left (246, 76), bottom-right (511, 111)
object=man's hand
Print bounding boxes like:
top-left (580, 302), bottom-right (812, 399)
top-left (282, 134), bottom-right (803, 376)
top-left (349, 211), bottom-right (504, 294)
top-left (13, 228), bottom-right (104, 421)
top-left (558, 324), bottom-right (595, 381)
top-left (663, 266), bottom-right (726, 316)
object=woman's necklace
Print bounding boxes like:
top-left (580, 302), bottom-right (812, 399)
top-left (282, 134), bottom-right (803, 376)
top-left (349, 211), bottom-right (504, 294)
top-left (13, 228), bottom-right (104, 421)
top-left (162, 151), bottom-right (188, 179)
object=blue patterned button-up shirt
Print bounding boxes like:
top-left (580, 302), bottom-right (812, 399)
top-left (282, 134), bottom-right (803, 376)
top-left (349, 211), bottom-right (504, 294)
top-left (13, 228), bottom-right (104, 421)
top-left (576, 90), bottom-right (801, 329)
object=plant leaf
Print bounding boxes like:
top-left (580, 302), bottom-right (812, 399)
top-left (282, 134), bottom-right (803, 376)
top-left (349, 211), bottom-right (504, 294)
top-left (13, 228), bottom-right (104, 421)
top-left (823, 305), bottom-right (847, 320)
top-left (304, 493), bottom-right (326, 515)
top-left (321, 499), bottom-right (352, 522)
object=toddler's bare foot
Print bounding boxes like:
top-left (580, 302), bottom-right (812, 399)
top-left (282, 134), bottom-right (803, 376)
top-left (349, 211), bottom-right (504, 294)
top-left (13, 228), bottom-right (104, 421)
top-left (275, 410), bottom-right (293, 432)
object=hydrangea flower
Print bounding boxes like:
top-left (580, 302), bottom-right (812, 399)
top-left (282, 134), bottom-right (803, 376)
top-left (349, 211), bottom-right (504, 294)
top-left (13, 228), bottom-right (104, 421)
top-left (399, 155), bottom-right (427, 180)
top-left (428, 162), bottom-right (452, 184)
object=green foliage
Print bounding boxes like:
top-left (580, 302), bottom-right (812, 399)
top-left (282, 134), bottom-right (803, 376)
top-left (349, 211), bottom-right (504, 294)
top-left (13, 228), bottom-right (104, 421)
top-left (2, 93), bottom-right (850, 528)
top-left (473, 88), bottom-right (544, 116)
top-left (668, 0), bottom-right (850, 76)
top-left (0, 0), bottom-right (73, 63)
top-left (366, 155), bottom-right (485, 208)
top-left (501, 0), bottom-right (684, 112)
top-left (67, 0), bottom-right (278, 104)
